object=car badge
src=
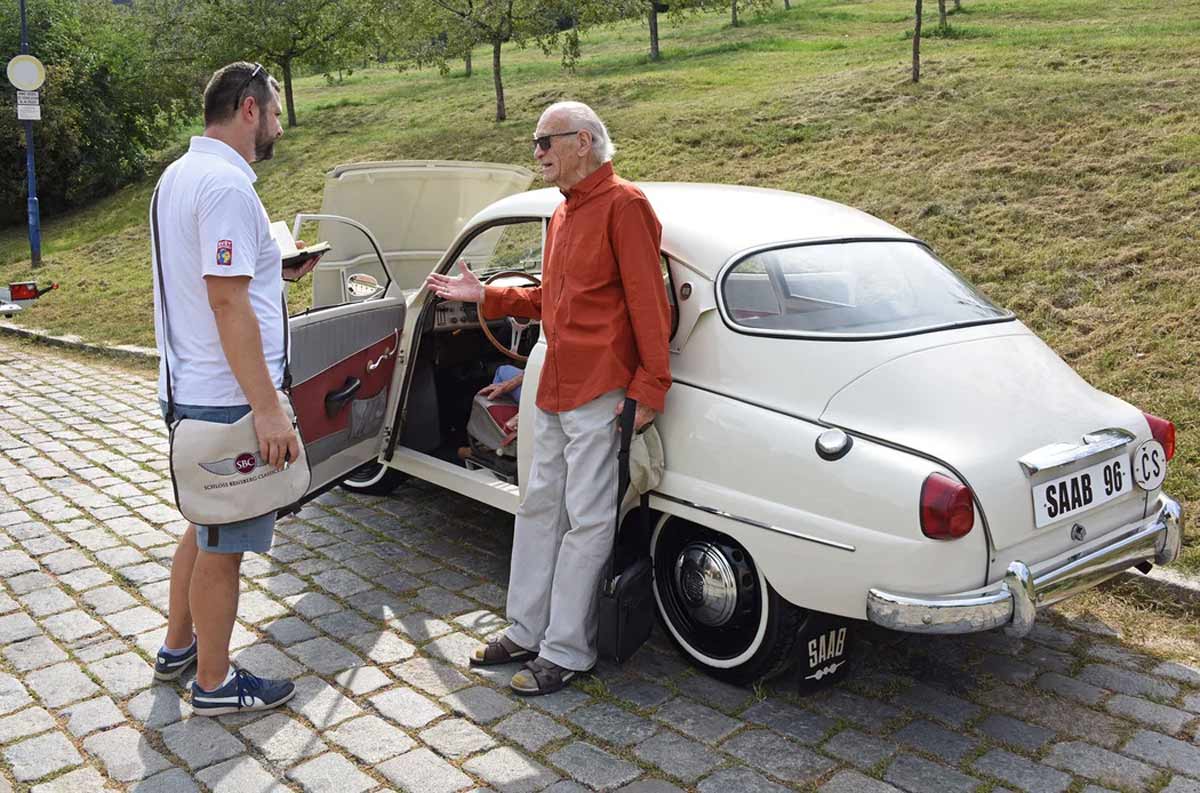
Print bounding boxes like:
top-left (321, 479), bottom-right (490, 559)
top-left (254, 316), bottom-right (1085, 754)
top-left (1070, 523), bottom-right (1087, 542)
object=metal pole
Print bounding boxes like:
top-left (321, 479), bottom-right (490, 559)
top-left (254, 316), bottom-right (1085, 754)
top-left (19, 0), bottom-right (41, 268)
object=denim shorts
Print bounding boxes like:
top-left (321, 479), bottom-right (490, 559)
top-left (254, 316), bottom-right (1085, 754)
top-left (161, 401), bottom-right (276, 555)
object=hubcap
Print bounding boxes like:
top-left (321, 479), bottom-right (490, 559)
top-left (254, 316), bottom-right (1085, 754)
top-left (673, 542), bottom-right (739, 627)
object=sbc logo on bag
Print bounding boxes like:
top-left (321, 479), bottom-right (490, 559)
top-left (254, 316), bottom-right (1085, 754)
top-left (200, 452), bottom-right (264, 477)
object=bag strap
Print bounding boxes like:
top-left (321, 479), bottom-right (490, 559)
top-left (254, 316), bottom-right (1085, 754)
top-left (150, 184), bottom-right (178, 425)
top-left (150, 182), bottom-right (293, 417)
top-left (609, 398), bottom-right (651, 588)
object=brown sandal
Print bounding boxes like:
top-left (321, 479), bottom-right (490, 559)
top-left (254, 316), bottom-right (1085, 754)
top-left (509, 657), bottom-right (579, 696)
top-left (470, 635), bottom-right (534, 666)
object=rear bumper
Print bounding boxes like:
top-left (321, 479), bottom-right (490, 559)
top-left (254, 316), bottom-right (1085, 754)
top-left (866, 495), bottom-right (1182, 637)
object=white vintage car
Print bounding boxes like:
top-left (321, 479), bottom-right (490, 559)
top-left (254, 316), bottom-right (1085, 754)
top-left (280, 161), bottom-right (1182, 683)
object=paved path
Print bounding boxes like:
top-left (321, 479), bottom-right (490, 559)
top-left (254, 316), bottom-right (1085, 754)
top-left (2, 340), bottom-right (1200, 793)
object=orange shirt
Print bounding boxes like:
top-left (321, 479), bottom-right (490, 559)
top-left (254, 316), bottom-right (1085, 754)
top-left (482, 162), bottom-right (672, 413)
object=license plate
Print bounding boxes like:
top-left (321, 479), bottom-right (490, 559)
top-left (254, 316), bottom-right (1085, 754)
top-left (1032, 454), bottom-right (1130, 528)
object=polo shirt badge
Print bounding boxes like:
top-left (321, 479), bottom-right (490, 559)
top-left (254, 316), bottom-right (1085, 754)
top-left (216, 240), bottom-right (233, 266)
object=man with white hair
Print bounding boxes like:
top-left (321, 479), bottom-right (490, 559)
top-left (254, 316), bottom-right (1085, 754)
top-left (426, 101), bottom-right (672, 695)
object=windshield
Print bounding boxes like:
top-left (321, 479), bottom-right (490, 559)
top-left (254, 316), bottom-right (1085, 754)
top-left (461, 220), bottom-right (545, 277)
top-left (721, 240), bottom-right (1011, 338)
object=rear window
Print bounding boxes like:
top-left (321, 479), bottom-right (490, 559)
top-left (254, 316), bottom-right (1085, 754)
top-left (721, 240), bottom-right (1011, 338)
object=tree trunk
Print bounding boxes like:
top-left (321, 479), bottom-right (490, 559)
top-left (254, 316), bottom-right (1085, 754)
top-left (912, 0), bottom-right (922, 83)
top-left (281, 56), bottom-right (297, 128)
top-left (731, 0), bottom-right (738, 27)
top-left (784, 0), bottom-right (790, 8)
top-left (938, 0), bottom-right (947, 27)
top-left (649, 3), bottom-right (660, 60)
top-left (492, 39), bottom-right (506, 121)
top-left (953, 0), bottom-right (961, 8)
top-left (465, 49), bottom-right (472, 77)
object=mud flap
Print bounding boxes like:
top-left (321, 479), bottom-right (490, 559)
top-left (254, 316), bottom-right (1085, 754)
top-left (793, 613), bottom-right (855, 694)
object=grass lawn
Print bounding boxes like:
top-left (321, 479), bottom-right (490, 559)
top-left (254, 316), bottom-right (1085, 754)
top-left (2, 0), bottom-right (1197, 566)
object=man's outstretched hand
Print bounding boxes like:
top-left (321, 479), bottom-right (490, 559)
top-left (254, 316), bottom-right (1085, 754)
top-left (615, 399), bottom-right (657, 433)
top-left (425, 261), bottom-right (485, 303)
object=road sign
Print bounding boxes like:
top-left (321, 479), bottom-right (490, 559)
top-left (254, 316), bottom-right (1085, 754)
top-left (16, 90), bottom-right (37, 104)
top-left (6, 54), bottom-right (45, 91)
top-left (16, 104), bottom-right (40, 121)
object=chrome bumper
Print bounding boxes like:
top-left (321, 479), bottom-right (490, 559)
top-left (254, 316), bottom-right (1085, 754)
top-left (866, 496), bottom-right (1182, 637)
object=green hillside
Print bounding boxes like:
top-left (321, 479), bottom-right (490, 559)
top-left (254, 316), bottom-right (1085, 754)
top-left (2, 0), bottom-right (1198, 565)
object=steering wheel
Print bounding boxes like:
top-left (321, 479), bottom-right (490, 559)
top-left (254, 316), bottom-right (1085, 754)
top-left (479, 271), bottom-right (542, 363)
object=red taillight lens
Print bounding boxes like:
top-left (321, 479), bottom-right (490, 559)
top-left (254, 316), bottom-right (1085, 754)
top-left (1143, 412), bottom-right (1176, 462)
top-left (8, 282), bottom-right (36, 300)
top-left (920, 473), bottom-right (974, 540)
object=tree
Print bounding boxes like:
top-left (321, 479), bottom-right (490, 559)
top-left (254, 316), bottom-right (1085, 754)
top-left (185, 0), bottom-right (382, 127)
top-left (938, 0), bottom-right (947, 28)
top-left (912, 0), bottom-right (923, 82)
top-left (728, 0), bottom-right (773, 29)
top-left (399, 0), bottom-right (599, 121)
top-left (0, 0), bottom-right (197, 223)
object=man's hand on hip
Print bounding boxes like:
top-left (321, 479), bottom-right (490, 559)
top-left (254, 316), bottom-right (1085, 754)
top-left (615, 399), bottom-right (657, 432)
top-left (254, 404), bottom-right (299, 470)
top-left (425, 260), bottom-right (485, 303)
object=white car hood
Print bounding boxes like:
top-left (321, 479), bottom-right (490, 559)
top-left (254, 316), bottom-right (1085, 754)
top-left (316, 160), bottom-right (534, 275)
top-left (820, 332), bottom-right (1149, 551)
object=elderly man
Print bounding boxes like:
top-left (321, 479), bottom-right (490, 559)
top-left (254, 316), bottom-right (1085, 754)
top-left (426, 101), bottom-right (671, 695)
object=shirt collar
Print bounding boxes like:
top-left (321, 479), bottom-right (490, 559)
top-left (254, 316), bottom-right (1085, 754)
top-left (561, 161), bottom-right (614, 202)
top-left (189, 136), bottom-right (257, 183)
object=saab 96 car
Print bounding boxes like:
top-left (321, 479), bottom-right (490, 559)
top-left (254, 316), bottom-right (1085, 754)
top-left (277, 161), bottom-right (1181, 683)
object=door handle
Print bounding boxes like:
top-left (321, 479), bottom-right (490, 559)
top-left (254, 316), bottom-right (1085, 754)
top-left (325, 377), bottom-right (361, 418)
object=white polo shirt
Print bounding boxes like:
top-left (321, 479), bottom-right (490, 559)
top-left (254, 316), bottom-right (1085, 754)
top-left (151, 136), bottom-right (285, 406)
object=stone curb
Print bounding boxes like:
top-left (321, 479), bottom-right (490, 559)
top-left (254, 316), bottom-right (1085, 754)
top-left (0, 319), bottom-right (158, 363)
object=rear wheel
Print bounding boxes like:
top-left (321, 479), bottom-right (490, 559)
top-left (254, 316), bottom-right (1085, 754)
top-left (651, 517), bottom-right (803, 684)
top-left (339, 461), bottom-right (406, 496)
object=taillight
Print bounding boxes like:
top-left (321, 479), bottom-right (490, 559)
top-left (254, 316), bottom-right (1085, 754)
top-left (1143, 412), bottom-right (1176, 461)
top-left (920, 473), bottom-right (974, 540)
top-left (8, 282), bottom-right (37, 300)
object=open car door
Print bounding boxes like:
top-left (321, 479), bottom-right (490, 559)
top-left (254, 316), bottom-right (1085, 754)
top-left (288, 215), bottom-right (405, 498)
top-left (289, 160), bottom-right (534, 499)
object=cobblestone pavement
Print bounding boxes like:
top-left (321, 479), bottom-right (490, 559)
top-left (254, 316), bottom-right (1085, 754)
top-left (2, 341), bottom-right (1200, 793)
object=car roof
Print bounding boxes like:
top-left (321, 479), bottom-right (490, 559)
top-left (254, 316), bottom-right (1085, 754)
top-left (467, 182), bottom-right (913, 279)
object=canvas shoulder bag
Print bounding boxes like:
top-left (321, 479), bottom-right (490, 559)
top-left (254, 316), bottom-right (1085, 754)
top-left (151, 185), bottom-right (311, 527)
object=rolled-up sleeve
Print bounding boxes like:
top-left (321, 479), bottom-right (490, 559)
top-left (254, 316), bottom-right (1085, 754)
top-left (614, 196), bottom-right (671, 412)
top-left (481, 285), bottom-right (542, 320)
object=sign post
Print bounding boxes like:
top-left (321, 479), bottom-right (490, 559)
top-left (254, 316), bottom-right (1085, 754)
top-left (8, 0), bottom-right (45, 268)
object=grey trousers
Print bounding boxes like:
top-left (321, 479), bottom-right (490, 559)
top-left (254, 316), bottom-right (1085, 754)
top-left (505, 389), bottom-right (624, 671)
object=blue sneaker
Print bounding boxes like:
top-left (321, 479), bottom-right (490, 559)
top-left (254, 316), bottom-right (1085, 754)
top-left (154, 638), bottom-right (197, 681)
top-left (191, 668), bottom-right (295, 717)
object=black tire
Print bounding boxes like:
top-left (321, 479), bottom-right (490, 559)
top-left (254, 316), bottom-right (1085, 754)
top-left (339, 461), bottom-right (407, 496)
top-left (651, 517), bottom-right (804, 684)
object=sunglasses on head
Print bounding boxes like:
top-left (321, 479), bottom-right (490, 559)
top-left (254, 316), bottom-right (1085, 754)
top-left (532, 130), bottom-right (580, 152)
top-left (232, 63), bottom-right (266, 112)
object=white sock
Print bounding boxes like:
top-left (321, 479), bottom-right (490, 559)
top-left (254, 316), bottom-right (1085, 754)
top-left (199, 665), bottom-right (235, 693)
top-left (161, 635), bottom-right (196, 655)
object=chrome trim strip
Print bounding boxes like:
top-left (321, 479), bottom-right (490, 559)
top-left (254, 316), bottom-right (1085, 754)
top-left (866, 495), bottom-right (1181, 636)
top-left (1018, 428), bottom-right (1135, 476)
top-left (651, 492), bottom-right (856, 553)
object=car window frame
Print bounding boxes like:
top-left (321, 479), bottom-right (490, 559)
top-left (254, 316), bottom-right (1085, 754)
top-left (716, 236), bottom-right (1015, 342)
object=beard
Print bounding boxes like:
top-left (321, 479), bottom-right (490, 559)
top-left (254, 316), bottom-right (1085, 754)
top-left (254, 117), bottom-right (276, 162)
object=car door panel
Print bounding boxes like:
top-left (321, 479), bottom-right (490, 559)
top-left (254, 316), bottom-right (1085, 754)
top-left (290, 298), bottom-right (405, 494)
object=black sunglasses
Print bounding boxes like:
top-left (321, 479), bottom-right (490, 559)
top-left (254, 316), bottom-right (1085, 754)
top-left (532, 130), bottom-right (580, 152)
top-left (232, 63), bottom-right (266, 112)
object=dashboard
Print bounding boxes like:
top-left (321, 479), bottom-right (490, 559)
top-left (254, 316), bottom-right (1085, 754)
top-left (433, 300), bottom-right (481, 331)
